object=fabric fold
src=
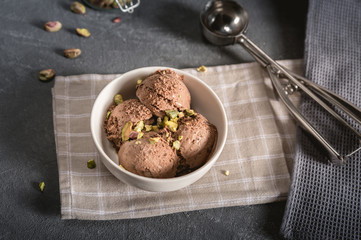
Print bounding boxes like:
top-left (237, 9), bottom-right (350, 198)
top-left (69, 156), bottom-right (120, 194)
top-left (282, 0), bottom-right (361, 239)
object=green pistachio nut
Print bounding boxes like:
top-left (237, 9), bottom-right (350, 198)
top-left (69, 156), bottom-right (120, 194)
top-left (134, 121), bottom-right (144, 132)
top-left (38, 69), bottom-right (55, 81)
top-left (137, 132), bottom-right (144, 139)
top-left (87, 159), bottom-right (96, 169)
top-left (71, 1), bottom-right (86, 14)
top-left (76, 28), bottom-right (91, 37)
top-left (165, 110), bottom-right (179, 119)
top-left (44, 21), bottom-right (62, 32)
top-left (165, 121), bottom-right (178, 132)
top-left (121, 121), bottom-right (133, 142)
top-left (39, 182), bottom-right (45, 192)
top-left (114, 94), bottom-right (123, 105)
top-left (64, 48), bottom-right (81, 59)
top-left (172, 140), bottom-right (181, 150)
top-left (144, 125), bottom-right (152, 132)
top-left (185, 109), bottom-right (196, 116)
top-left (149, 137), bottom-right (160, 145)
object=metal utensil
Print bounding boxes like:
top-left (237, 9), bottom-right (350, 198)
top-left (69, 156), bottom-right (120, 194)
top-left (115, 0), bottom-right (140, 13)
top-left (200, 0), bottom-right (361, 164)
top-left (82, 0), bottom-right (140, 13)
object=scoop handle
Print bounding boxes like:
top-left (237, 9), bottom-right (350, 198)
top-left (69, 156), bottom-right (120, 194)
top-left (236, 34), bottom-right (361, 164)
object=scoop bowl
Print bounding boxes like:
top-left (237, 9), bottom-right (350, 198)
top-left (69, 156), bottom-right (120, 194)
top-left (90, 67), bottom-right (228, 192)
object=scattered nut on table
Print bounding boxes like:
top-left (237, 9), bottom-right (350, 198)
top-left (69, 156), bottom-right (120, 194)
top-left (38, 69), bottom-right (55, 81)
top-left (44, 21), bottom-right (62, 32)
top-left (71, 1), bottom-right (86, 15)
top-left (64, 48), bottom-right (82, 59)
top-left (76, 28), bottom-right (91, 37)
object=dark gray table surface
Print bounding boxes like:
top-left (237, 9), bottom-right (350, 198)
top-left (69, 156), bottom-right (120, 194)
top-left (0, 0), bottom-right (307, 239)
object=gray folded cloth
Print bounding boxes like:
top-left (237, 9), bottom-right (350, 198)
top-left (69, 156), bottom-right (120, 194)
top-left (281, 0), bottom-right (361, 239)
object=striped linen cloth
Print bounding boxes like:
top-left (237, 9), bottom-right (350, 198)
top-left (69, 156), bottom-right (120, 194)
top-left (52, 59), bottom-right (302, 220)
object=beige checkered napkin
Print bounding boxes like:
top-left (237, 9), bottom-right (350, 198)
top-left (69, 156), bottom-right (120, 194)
top-left (52, 59), bottom-right (303, 220)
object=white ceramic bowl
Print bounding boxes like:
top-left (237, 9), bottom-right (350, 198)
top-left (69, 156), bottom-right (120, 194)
top-left (91, 67), bottom-right (228, 192)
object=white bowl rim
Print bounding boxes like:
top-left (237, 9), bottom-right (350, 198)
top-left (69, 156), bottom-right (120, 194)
top-left (91, 66), bottom-right (228, 184)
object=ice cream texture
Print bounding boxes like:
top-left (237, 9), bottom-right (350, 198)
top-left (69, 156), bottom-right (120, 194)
top-left (118, 132), bottom-right (179, 178)
top-left (104, 69), bottom-right (218, 178)
top-left (104, 99), bottom-right (153, 149)
top-left (176, 114), bottom-right (217, 169)
top-left (136, 69), bottom-right (191, 117)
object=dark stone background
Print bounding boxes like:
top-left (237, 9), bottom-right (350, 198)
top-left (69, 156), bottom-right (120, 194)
top-left (0, 0), bottom-right (307, 239)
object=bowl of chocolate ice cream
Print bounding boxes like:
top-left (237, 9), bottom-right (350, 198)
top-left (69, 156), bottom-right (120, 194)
top-left (91, 67), bottom-right (227, 192)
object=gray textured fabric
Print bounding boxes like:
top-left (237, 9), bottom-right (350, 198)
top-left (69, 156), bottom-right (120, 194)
top-left (281, 0), bottom-right (361, 239)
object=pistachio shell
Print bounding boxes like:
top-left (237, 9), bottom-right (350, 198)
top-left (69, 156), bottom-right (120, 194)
top-left (64, 48), bottom-right (81, 59)
top-left (76, 28), bottom-right (91, 37)
top-left (38, 69), bottom-right (55, 81)
top-left (70, 1), bottom-right (86, 14)
top-left (44, 21), bottom-right (62, 32)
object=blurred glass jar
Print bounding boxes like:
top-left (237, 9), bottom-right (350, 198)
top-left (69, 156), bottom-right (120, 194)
top-left (82, 0), bottom-right (140, 13)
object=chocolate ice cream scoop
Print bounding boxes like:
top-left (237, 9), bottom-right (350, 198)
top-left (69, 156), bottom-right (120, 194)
top-left (118, 132), bottom-right (179, 178)
top-left (104, 99), bottom-right (153, 149)
top-left (136, 69), bottom-right (191, 117)
top-left (176, 113), bottom-right (217, 169)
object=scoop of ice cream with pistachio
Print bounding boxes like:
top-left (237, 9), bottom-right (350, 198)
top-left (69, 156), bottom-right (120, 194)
top-left (104, 69), bottom-right (217, 178)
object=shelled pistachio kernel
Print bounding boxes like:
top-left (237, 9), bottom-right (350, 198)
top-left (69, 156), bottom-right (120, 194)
top-left (172, 140), bottom-right (180, 150)
top-left (197, 65), bottom-right (207, 72)
top-left (145, 125), bottom-right (152, 132)
top-left (152, 126), bottom-right (159, 132)
top-left (44, 21), bottom-right (62, 32)
top-left (87, 159), bottom-right (96, 169)
top-left (39, 182), bottom-right (45, 192)
top-left (136, 79), bottom-right (142, 85)
top-left (149, 137), bottom-right (160, 144)
top-left (106, 111), bottom-right (111, 119)
top-left (71, 1), bottom-right (86, 14)
top-left (137, 132), bottom-right (144, 139)
top-left (114, 93), bottom-right (123, 105)
top-left (178, 111), bottom-right (185, 118)
top-left (165, 121), bottom-right (178, 132)
top-left (178, 135), bottom-right (183, 141)
top-left (134, 120), bottom-right (144, 132)
top-left (64, 48), bottom-right (81, 59)
top-left (121, 121), bottom-right (133, 142)
top-left (185, 109), bottom-right (195, 116)
top-left (76, 28), bottom-right (91, 37)
top-left (165, 110), bottom-right (179, 119)
top-left (224, 170), bottom-right (230, 176)
top-left (38, 69), bottom-right (55, 81)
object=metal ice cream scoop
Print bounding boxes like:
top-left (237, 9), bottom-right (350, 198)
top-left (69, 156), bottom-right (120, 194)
top-left (200, 0), bottom-right (361, 164)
